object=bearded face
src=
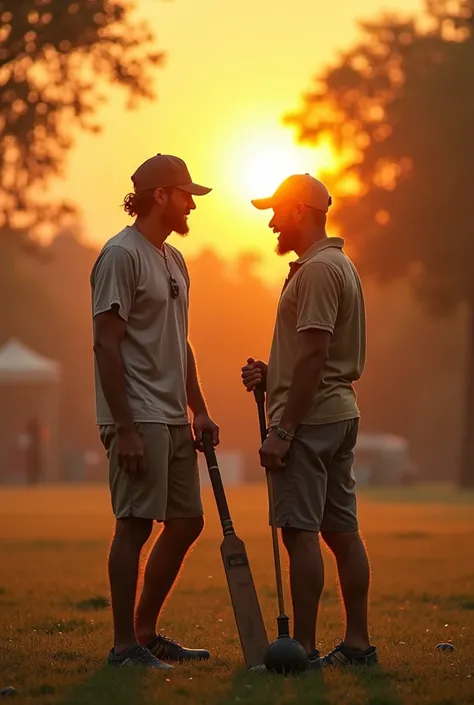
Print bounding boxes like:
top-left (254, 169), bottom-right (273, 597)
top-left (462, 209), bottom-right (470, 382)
top-left (162, 188), bottom-right (195, 236)
top-left (269, 203), bottom-right (303, 256)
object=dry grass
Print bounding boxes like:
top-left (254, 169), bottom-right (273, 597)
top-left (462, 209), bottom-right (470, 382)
top-left (0, 483), bottom-right (473, 705)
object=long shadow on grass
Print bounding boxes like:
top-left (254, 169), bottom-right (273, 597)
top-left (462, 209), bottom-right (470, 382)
top-left (352, 665), bottom-right (402, 705)
top-left (58, 665), bottom-right (145, 705)
top-left (218, 667), bottom-right (329, 705)
top-left (218, 663), bottom-right (403, 705)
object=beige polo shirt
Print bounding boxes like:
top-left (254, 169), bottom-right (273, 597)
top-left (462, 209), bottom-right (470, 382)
top-left (266, 237), bottom-right (366, 427)
top-left (90, 225), bottom-right (190, 426)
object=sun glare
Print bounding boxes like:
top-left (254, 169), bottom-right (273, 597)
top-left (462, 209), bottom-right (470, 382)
top-left (227, 126), bottom-right (336, 202)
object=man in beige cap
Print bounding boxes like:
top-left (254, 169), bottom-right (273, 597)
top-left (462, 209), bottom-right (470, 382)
top-left (91, 154), bottom-right (219, 669)
top-left (241, 174), bottom-right (378, 669)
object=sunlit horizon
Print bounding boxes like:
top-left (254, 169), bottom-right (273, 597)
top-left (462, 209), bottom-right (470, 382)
top-left (228, 127), bottom-right (337, 202)
top-left (48, 0), bottom-right (423, 285)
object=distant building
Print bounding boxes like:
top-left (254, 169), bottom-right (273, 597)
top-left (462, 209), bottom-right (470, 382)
top-left (354, 432), bottom-right (417, 485)
top-left (0, 338), bottom-right (61, 483)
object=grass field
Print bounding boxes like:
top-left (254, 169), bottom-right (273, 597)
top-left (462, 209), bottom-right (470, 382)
top-left (1, 483), bottom-right (473, 705)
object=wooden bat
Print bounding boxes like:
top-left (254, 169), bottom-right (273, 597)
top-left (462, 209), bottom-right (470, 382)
top-left (202, 431), bottom-right (268, 669)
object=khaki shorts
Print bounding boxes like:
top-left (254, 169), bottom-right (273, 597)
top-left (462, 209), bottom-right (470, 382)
top-left (99, 423), bottom-right (203, 521)
top-left (271, 418), bottom-right (359, 533)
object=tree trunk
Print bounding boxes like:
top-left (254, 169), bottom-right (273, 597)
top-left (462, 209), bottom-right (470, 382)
top-left (459, 297), bottom-right (474, 488)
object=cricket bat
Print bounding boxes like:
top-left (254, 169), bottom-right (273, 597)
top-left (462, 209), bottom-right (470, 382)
top-left (202, 432), bottom-right (268, 669)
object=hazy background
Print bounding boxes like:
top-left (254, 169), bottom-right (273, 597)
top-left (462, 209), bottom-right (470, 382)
top-left (1, 0), bottom-right (472, 487)
top-left (50, 0), bottom-right (424, 282)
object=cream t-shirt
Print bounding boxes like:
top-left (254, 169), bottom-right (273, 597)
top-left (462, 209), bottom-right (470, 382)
top-left (90, 225), bottom-right (190, 425)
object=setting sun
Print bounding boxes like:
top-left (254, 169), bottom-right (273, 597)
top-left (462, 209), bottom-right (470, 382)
top-left (225, 125), bottom-right (337, 202)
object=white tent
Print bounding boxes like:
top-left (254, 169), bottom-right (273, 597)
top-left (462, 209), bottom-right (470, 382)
top-left (0, 338), bottom-right (61, 384)
top-left (0, 338), bottom-right (61, 482)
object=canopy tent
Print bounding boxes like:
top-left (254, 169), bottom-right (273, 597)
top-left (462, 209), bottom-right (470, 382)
top-left (0, 338), bottom-right (61, 383)
top-left (0, 338), bottom-right (61, 482)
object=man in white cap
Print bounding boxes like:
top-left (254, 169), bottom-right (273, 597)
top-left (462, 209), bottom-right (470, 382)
top-left (241, 174), bottom-right (378, 669)
top-left (91, 154), bottom-right (218, 669)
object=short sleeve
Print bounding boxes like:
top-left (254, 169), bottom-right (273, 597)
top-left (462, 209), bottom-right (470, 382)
top-left (296, 262), bottom-right (343, 334)
top-left (91, 246), bottom-right (136, 321)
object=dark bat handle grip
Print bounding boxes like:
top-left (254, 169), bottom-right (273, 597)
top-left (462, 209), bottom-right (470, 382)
top-left (202, 431), bottom-right (234, 536)
top-left (253, 385), bottom-right (268, 443)
top-left (252, 385), bottom-right (287, 619)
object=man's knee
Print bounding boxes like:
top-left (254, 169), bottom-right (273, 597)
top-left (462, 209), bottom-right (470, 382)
top-left (282, 526), bottom-right (320, 554)
top-left (114, 517), bottom-right (153, 548)
top-left (164, 516), bottom-right (204, 550)
top-left (321, 529), bottom-right (362, 554)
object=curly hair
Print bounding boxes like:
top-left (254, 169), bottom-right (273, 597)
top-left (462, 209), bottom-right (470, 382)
top-left (122, 186), bottom-right (176, 217)
top-left (122, 189), bottom-right (156, 218)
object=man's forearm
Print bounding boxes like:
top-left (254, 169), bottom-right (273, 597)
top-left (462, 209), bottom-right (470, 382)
top-left (278, 350), bottom-right (326, 434)
top-left (186, 342), bottom-right (207, 415)
top-left (94, 343), bottom-right (134, 430)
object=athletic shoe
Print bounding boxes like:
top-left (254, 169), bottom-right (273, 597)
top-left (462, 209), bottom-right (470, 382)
top-left (147, 633), bottom-right (210, 661)
top-left (307, 648), bottom-right (321, 668)
top-left (107, 644), bottom-right (174, 669)
top-left (317, 641), bottom-right (378, 668)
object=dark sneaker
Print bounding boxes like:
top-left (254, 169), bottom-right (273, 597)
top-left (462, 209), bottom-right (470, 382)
top-left (147, 633), bottom-right (210, 662)
top-left (318, 641), bottom-right (378, 668)
top-left (307, 648), bottom-right (321, 668)
top-left (108, 644), bottom-right (174, 669)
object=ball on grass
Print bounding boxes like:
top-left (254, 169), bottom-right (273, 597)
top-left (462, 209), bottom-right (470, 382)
top-left (0, 686), bottom-right (17, 697)
top-left (436, 642), bottom-right (455, 652)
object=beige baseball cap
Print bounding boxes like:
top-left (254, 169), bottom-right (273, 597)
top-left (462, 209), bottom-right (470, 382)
top-left (251, 173), bottom-right (332, 212)
top-left (131, 154), bottom-right (212, 196)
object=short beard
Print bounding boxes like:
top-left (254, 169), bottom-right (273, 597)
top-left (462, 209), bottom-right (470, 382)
top-left (162, 204), bottom-right (189, 236)
top-left (173, 221), bottom-right (189, 237)
top-left (275, 232), bottom-right (296, 256)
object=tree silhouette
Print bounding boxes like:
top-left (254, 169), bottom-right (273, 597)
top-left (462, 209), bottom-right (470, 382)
top-left (0, 0), bottom-right (163, 232)
top-left (286, 0), bottom-right (474, 486)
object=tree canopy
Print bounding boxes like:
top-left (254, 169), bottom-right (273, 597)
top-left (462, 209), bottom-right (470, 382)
top-left (286, 0), bottom-right (474, 485)
top-left (0, 0), bottom-right (163, 232)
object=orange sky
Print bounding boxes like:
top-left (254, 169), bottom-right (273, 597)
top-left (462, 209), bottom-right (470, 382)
top-left (52, 0), bottom-right (423, 284)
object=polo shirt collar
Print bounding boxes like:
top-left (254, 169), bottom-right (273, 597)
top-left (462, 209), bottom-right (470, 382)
top-left (281, 237), bottom-right (345, 294)
top-left (295, 236), bottom-right (345, 265)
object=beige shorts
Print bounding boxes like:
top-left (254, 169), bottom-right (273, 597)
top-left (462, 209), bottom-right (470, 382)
top-left (271, 418), bottom-right (359, 533)
top-left (99, 423), bottom-right (203, 521)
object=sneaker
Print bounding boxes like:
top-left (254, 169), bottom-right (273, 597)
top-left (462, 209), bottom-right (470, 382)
top-left (318, 641), bottom-right (378, 668)
top-left (108, 644), bottom-right (174, 669)
top-left (147, 633), bottom-right (210, 662)
top-left (307, 648), bottom-right (321, 668)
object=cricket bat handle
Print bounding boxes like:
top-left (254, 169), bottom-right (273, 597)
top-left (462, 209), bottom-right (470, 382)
top-left (253, 386), bottom-right (287, 621)
top-left (202, 431), bottom-right (234, 536)
top-left (253, 385), bottom-right (268, 444)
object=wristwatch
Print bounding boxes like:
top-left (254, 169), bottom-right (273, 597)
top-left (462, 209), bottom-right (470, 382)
top-left (273, 426), bottom-right (295, 442)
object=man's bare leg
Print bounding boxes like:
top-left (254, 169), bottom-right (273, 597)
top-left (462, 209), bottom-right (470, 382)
top-left (108, 517), bottom-right (153, 653)
top-left (281, 528), bottom-right (325, 654)
top-left (135, 516), bottom-right (204, 643)
top-left (321, 530), bottom-right (371, 651)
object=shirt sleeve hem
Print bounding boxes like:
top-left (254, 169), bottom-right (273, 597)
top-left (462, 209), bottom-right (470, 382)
top-left (296, 322), bottom-right (334, 334)
top-left (92, 301), bottom-right (129, 322)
